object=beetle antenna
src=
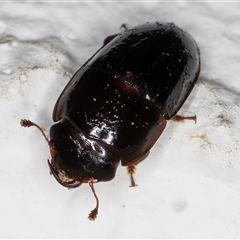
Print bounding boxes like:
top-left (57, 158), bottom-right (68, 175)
top-left (88, 180), bottom-right (99, 221)
top-left (20, 119), bottom-right (51, 146)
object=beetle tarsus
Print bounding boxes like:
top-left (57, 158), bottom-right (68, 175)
top-left (127, 165), bottom-right (138, 187)
top-left (172, 115), bottom-right (197, 124)
top-left (88, 181), bottom-right (99, 221)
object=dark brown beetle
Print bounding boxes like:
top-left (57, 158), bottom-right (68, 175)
top-left (21, 22), bottom-right (200, 220)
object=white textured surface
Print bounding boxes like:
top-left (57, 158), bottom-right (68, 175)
top-left (1, 2), bottom-right (240, 238)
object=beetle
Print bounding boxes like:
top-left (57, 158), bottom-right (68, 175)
top-left (21, 22), bottom-right (200, 220)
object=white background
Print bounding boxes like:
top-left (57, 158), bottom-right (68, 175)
top-left (1, 2), bottom-right (240, 238)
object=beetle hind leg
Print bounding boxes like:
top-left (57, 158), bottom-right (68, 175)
top-left (126, 165), bottom-right (138, 187)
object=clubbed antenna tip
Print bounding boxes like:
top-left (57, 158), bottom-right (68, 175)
top-left (20, 118), bottom-right (51, 146)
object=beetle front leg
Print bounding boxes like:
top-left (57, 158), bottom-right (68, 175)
top-left (126, 165), bottom-right (138, 187)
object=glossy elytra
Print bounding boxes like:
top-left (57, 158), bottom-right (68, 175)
top-left (21, 22), bottom-right (201, 220)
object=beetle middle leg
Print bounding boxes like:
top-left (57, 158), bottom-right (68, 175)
top-left (126, 165), bottom-right (138, 187)
top-left (172, 115), bottom-right (197, 124)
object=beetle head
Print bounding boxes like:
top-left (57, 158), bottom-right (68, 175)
top-left (20, 118), bottom-right (113, 220)
top-left (49, 118), bottom-right (120, 188)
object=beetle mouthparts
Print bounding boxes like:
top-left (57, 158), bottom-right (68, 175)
top-left (47, 160), bottom-right (82, 188)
